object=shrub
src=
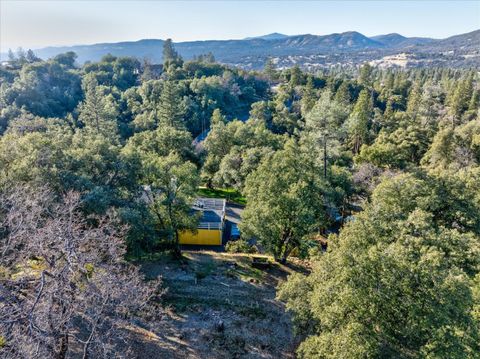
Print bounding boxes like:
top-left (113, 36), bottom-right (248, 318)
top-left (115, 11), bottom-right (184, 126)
top-left (290, 239), bottom-right (320, 259)
top-left (225, 240), bottom-right (257, 254)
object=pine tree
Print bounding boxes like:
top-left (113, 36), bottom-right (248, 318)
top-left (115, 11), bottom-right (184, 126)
top-left (141, 58), bottom-right (154, 82)
top-left (406, 80), bottom-right (422, 119)
top-left (210, 108), bottom-right (226, 127)
top-left (162, 39), bottom-right (183, 70)
top-left (306, 89), bottom-right (348, 177)
top-left (263, 58), bottom-right (277, 82)
top-left (358, 63), bottom-right (373, 88)
top-left (162, 39), bottom-right (177, 62)
top-left (300, 76), bottom-right (317, 116)
top-left (468, 89), bottom-right (479, 112)
top-left (26, 49), bottom-right (39, 63)
top-left (383, 98), bottom-right (395, 127)
top-left (7, 49), bottom-right (16, 62)
top-left (249, 101), bottom-right (273, 126)
top-left (346, 89), bottom-right (373, 154)
top-left (16, 47), bottom-right (27, 65)
top-left (205, 52), bottom-right (215, 63)
top-left (289, 65), bottom-right (303, 87)
top-left (334, 80), bottom-right (351, 106)
top-left (158, 80), bottom-right (184, 129)
top-left (448, 73), bottom-right (474, 122)
top-left (78, 77), bottom-right (118, 138)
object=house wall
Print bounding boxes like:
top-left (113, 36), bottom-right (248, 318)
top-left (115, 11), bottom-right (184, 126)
top-left (179, 229), bottom-right (222, 245)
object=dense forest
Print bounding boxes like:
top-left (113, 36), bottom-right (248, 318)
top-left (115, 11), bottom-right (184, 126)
top-left (0, 42), bottom-right (479, 358)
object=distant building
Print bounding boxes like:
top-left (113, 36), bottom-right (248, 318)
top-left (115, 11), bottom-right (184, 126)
top-left (179, 198), bottom-right (226, 246)
top-left (1, 60), bottom-right (17, 70)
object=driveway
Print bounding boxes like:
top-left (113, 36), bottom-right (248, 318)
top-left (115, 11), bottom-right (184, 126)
top-left (225, 202), bottom-right (243, 224)
top-left (222, 202), bottom-right (244, 244)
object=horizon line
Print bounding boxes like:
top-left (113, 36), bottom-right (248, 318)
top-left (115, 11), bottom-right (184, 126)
top-left (3, 27), bottom-right (479, 53)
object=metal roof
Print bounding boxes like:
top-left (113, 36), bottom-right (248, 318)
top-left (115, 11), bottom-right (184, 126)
top-left (193, 198), bottom-right (226, 211)
top-left (192, 197), bottom-right (226, 227)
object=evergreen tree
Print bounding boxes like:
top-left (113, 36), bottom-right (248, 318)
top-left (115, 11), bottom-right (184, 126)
top-left (15, 47), bottom-right (27, 65)
top-left (140, 153), bottom-right (199, 257)
top-left (279, 172), bottom-right (480, 358)
top-left (53, 51), bottom-right (77, 68)
top-left (241, 139), bottom-right (328, 263)
top-left (7, 48), bottom-right (15, 62)
top-left (210, 108), bottom-right (226, 126)
top-left (204, 52), bottom-right (215, 63)
top-left (300, 76), bottom-right (317, 116)
top-left (78, 76), bottom-right (118, 138)
top-left (263, 58), bottom-right (278, 82)
top-left (141, 58), bottom-right (154, 82)
top-left (158, 80), bottom-right (184, 128)
top-left (334, 80), bottom-right (351, 106)
top-left (345, 89), bottom-right (373, 154)
top-left (358, 63), bottom-right (373, 88)
top-left (162, 38), bottom-right (183, 69)
top-left (26, 49), bottom-right (40, 63)
top-left (289, 65), bottom-right (303, 87)
top-left (468, 89), bottom-right (479, 112)
top-left (305, 90), bottom-right (348, 177)
top-left (162, 39), bottom-right (178, 62)
top-left (249, 101), bottom-right (273, 126)
top-left (449, 73), bottom-right (474, 122)
top-left (406, 80), bottom-right (422, 119)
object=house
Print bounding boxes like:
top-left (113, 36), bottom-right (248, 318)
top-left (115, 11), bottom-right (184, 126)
top-left (179, 198), bottom-right (226, 245)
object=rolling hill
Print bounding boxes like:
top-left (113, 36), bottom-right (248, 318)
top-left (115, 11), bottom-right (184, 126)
top-left (3, 29), bottom-right (479, 69)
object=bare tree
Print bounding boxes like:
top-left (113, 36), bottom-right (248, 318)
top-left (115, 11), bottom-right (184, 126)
top-left (0, 188), bottom-right (161, 359)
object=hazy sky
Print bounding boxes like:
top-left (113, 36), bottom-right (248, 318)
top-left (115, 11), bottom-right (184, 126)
top-left (1, 0), bottom-right (479, 52)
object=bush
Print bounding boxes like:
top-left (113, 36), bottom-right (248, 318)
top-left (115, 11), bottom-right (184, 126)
top-left (290, 239), bottom-right (320, 259)
top-left (225, 240), bottom-right (257, 254)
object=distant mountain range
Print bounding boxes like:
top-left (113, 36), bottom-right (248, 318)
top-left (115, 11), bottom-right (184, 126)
top-left (244, 32), bottom-right (290, 41)
top-left (3, 29), bottom-right (479, 69)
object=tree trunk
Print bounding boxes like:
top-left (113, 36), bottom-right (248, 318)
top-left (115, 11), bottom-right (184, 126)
top-left (171, 229), bottom-right (182, 259)
top-left (273, 246), bottom-right (282, 263)
top-left (206, 179), bottom-right (214, 189)
top-left (323, 136), bottom-right (328, 179)
top-left (277, 234), bottom-right (293, 264)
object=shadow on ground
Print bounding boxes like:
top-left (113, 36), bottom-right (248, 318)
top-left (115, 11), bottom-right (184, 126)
top-left (126, 251), bottom-right (305, 358)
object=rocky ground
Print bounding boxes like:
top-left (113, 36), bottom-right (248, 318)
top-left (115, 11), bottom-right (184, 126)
top-left (126, 251), bottom-right (307, 358)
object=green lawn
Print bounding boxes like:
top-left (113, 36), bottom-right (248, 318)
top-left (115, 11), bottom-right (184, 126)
top-left (197, 187), bottom-right (246, 205)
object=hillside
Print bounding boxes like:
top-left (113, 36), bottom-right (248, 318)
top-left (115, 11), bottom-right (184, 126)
top-left (244, 32), bottom-right (289, 40)
top-left (136, 251), bottom-right (305, 358)
top-left (371, 33), bottom-right (435, 48)
top-left (1, 32), bottom-right (479, 358)
top-left (4, 29), bottom-right (479, 69)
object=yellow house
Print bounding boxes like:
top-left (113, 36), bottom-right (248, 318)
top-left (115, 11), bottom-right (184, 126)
top-left (179, 198), bottom-right (226, 246)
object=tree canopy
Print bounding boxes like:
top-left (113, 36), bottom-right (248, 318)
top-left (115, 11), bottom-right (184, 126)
top-left (1, 46), bottom-right (479, 357)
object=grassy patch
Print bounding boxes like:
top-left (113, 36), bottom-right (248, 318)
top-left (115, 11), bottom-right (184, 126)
top-left (11, 258), bottom-right (46, 280)
top-left (194, 263), bottom-right (215, 280)
top-left (189, 256), bottom-right (218, 280)
top-left (225, 256), bottom-right (266, 283)
top-left (236, 304), bottom-right (268, 319)
top-left (165, 294), bottom-right (232, 312)
top-left (197, 187), bottom-right (246, 205)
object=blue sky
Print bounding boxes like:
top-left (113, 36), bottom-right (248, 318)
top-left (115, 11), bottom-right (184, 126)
top-left (1, 0), bottom-right (479, 51)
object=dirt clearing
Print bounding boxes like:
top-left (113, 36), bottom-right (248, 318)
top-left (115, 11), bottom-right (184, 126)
top-left (126, 251), bottom-right (306, 358)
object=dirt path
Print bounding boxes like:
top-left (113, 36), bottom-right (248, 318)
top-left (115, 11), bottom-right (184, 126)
top-left (128, 252), bottom-right (303, 358)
